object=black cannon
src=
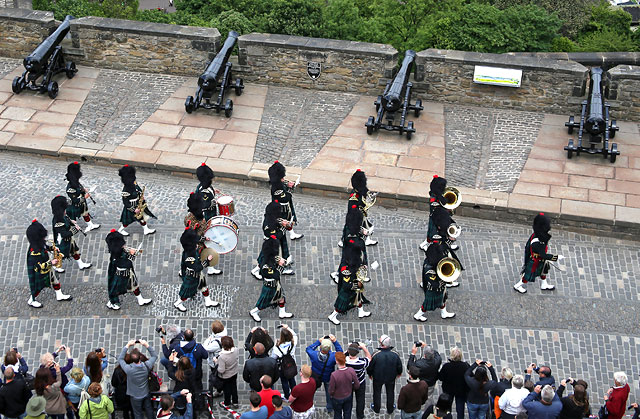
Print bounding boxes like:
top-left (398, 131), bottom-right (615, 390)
top-left (12, 15), bottom-right (77, 99)
top-left (365, 50), bottom-right (423, 140)
top-left (565, 67), bottom-right (619, 163)
top-left (185, 31), bottom-right (244, 117)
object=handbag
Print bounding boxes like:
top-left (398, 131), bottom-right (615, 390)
top-left (208, 364), bottom-right (224, 393)
top-left (310, 355), bottom-right (328, 390)
top-left (598, 405), bottom-right (609, 419)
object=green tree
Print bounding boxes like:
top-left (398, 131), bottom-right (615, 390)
top-left (322, 0), bottom-right (365, 41)
top-left (551, 36), bottom-right (578, 52)
top-left (210, 10), bottom-right (254, 39)
top-left (101, 0), bottom-right (139, 20)
top-left (256, 0), bottom-right (324, 37)
top-left (575, 1), bottom-right (635, 51)
top-left (579, 27), bottom-right (636, 51)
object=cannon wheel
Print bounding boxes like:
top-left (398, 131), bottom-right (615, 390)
top-left (65, 62), bottom-right (76, 79)
top-left (567, 116), bottom-right (574, 134)
top-left (11, 76), bottom-right (23, 94)
top-left (609, 120), bottom-right (617, 138)
top-left (47, 81), bottom-right (59, 99)
top-left (414, 100), bottom-right (422, 117)
top-left (366, 116), bottom-right (374, 135)
top-left (234, 79), bottom-right (243, 96)
top-left (610, 143), bottom-right (617, 163)
top-left (224, 99), bottom-right (233, 118)
top-left (185, 96), bottom-right (195, 114)
top-left (406, 121), bottom-right (414, 141)
top-left (375, 96), bottom-right (382, 112)
top-left (567, 140), bottom-right (573, 159)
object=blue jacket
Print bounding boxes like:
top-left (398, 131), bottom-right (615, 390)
top-left (522, 391), bottom-right (562, 419)
top-left (306, 340), bottom-right (343, 383)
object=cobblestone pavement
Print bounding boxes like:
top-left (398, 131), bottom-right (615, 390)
top-left (444, 105), bottom-right (543, 192)
top-left (66, 69), bottom-right (185, 145)
top-left (1, 151), bottom-right (639, 417)
top-left (0, 57), bottom-right (20, 80)
top-left (254, 87), bottom-right (359, 167)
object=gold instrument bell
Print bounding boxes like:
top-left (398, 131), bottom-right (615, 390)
top-left (447, 223), bottom-right (462, 239)
top-left (200, 247), bottom-right (219, 267)
top-left (443, 187), bottom-right (461, 210)
top-left (436, 257), bottom-right (461, 283)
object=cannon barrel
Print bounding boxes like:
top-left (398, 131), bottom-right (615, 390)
top-left (24, 15), bottom-right (74, 74)
top-left (382, 50), bottom-right (416, 113)
top-left (586, 67), bottom-right (605, 135)
top-left (198, 31), bottom-right (239, 91)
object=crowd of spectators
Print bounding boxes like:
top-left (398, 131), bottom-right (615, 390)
top-left (0, 325), bottom-right (635, 419)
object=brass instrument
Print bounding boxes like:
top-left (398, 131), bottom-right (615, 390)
top-left (134, 186), bottom-right (148, 220)
top-left (277, 218), bottom-right (294, 231)
top-left (447, 223), bottom-right (461, 239)
top-left (443, 187), bottom-right (461, 210)
top-left (47, 241), bottom-right (64, 268)
top-left (363, 191), bottom-right (378, 212)
top-left (356, 265), bottom-right (368, 283)
top-left (436, 256), bottom-right (461, 283)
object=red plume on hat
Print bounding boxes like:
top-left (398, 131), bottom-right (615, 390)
top-left (270, 235), bottom-right (277, 239)
top-left (201, 162), bottom-right (206, 166)
top-left (73, 161), bottom-right (78, 165)
top-left (110, 229), bottom-right (116, 233)
top-left (32, 218), bottom-right (37, 223)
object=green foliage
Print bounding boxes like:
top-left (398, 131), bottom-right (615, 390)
top-left (256, 0), bottom-right (324, 37)
top-left (578, 28), bottom-right (637, 51)
top-left (322, 0), bottom-right (365, 41)
top-left (44, 0), bottom-right (105, 20)
top-left (101, 0), bottom-right (138, 20)
top-left (551, 36), bottom-right (578, 52)
top-left (210, 10), bottom-right (254, 39)
top-left (574, 1), bottom-right (635, 51)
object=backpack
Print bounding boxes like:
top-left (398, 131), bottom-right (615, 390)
top-left (278, 345), bottom-right (297, 380)
top-left (178, 344), bottom-right (198, 369)
top-left (145, 364), bottom-right (162, 392)
top-left (79, 389), bottom-right (91, 409)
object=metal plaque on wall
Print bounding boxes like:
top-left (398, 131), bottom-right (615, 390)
top-left (307, 61), bottom-right (321, 80)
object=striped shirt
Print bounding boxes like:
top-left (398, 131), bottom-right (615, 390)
top-left (346, 356), bottom-right (369, 384)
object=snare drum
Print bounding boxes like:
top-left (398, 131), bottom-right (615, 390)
top-left (216, 195), bottom-right (235, 216)
top-left (204, 216), bottom-right (239, 254)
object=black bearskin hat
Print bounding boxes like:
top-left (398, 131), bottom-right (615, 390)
top-left (425, 241), bottom-right (448, 267)
top-left (105, 229), bottom-right (126, 255)
top-left (51, 195), bottom-right (69, 221)
top-left (66, 161), bottom-right (82, 183)
top-left (187, 192), bottom-right (204, 214)
top-left (196, 163), bottom-right (214, 187)
top-left (118, 164), bottom-right (136, 185)
top-left (268, 161), bottom-right (286, 184)
top-left (26, 219), bottom-right (47, 251)
top-left (351, 170), bottom-right (368, 194)
top-left (180, 227), bottom-right (199, 251)
top-left (533, 213), bottom-right (551, 236)
top-left (265, 201), bottom-right (281, 221)
top-left (344, 244), bottom-right (362, 271)
top-left (261, 236), bottom-right (280, 262)
top-left (430, 175), bottom-right (447, 197)
top-left (345, 204), bottom-right (363, 234)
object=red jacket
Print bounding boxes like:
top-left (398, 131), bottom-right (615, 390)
top-left (606, 384), bottom-right (630, 419)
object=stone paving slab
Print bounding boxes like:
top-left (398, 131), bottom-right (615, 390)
top-left (1, 59), bottom-right (640, 235)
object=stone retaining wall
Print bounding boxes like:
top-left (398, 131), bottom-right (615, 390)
top-left (236, 33), bottom-right (398, 94)
top-left (608, 64), bottom-right (640, 121)
top-left (0, 9), bottom-right (55, 59)
top-left (413, 49), bottom-right (590, 115)
top-left (67, 17), bottom-right (220, 75)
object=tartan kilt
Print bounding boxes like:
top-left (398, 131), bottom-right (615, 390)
top-left (66, 203), bottom-right (87, 220)
top-left (120, 208), bottom-right (137, 226)
top-left (256, 282), bottom-right (282, 310)
top-left (422, 289), bottom-right (446, 311)
top-left (334, 287), bottom-right (370, 313)
top-left (108, 273), bottom-right (130, 300)
top-left (522, 258), bottom-right (546, 283)
top-left (58, 239), bottom-right (79, 260)
top-left (179, 273), bottom-right (204, 300)
top-left (204, 208), bottom-right (217, 221)
top-left (28, 269), bottom-right (52, 297)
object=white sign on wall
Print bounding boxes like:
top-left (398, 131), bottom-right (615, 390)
top-left (473, 65), bottom-right (522, 88)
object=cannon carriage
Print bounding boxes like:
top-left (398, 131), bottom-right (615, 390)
top-left (185, 31), bottom-right (244, 117)
top-left (564, 67), bottom-right (619, 163)
top-left (12, 15), bottom-right (77, 99)
top-left (365, 50), bottom-right (423, 140)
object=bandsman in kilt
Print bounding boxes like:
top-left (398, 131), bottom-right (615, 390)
top-left (26, 219), bottom-right (72, 308)
top-left (330, 204), bottom-right (369, 283)
top-left (514, 213), bottom-right (562, 294)
top-left (117, 165), bottom-right (156, 236)
top-left (51, 196), bottom-right (91, 272)
top-left (174, 228), bottom-right (219, 312)
top-left (328, 244), bottom-right (371, 325)
top-left (184, 192), bottom-right (222, 275)
top-left (268, 161), bottom-right (303, 241)
top-left (195, 163), bottom-right (218, 221)
top-left (249, 237), bottom-right (293, 322)
top-left (413, 240), bottom-right (456, 322)
top-left (251, 202), bottom-right (294, 279)
top-left (339, 170), bottom-right (377, 247)
top-left (65, 162), bottom-right (100, 233)
top-left (105, 229), bottom-right (152, 310)
top-left (420, 175), bottom-right (459, 251)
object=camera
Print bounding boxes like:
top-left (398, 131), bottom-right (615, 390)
top-left (135, 340), bottom-right (140, 344)
top-left (95, 348), bottom-right (102, 353)
top-left (479, 361), bottom-right (487, 365)
top-left (414, 341), bottom-right (422, 348)
top-left (156, 326), bottom-right (166, 336)
top-left (524, 364), bottom-right (539, 373)
top-left (324, 335), bottom-right (330, 339)
top-left (13, 347), bottom-right (18, 352)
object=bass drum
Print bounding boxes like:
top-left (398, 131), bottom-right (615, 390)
top-left (204, 216), bottom-right (239, 254)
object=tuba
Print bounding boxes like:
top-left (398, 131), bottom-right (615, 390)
top-left (436, 256), bottom-right (461, 283)
top-left (443, 187), bottom-right (461, 211)
top-left (447, 223), bottom-right (462, 239)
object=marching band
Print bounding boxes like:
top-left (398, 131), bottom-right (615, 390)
top-left (24, 161), bottom-right (563, 323)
